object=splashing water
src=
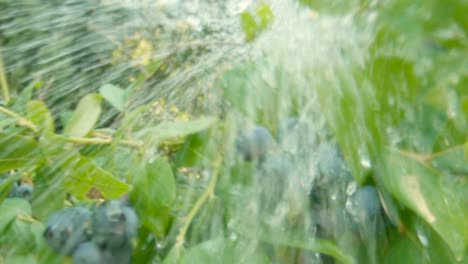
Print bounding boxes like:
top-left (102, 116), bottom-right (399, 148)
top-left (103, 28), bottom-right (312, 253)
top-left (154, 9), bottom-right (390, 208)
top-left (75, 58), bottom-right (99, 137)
top-left (1, 0), bottom-right (467, 263)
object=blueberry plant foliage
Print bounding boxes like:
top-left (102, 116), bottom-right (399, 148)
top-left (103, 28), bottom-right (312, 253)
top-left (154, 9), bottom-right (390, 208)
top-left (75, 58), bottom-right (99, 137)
top-left (0, 0), bottom-right (467, 264)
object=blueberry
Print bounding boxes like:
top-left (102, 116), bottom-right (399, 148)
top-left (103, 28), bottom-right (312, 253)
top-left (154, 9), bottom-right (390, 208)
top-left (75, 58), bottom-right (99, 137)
top-left (260, 153), bottom-right (294, 178)
top-left (236, 125), bottom-right (274, 162)
top-left (277, 117), bottom-right (299, 142)
top-left (277, 117), bottom-right (315, 155)
top-left (107, 241), bottom-right (133, 264)
top-left (257, 153), bottom-right (296, 214)
top-left (72, 242), bottom-right (103, 264)
top-left (15, 184), bottom-right (33, 201)
top-left (43, 206), bottom-right (91, 255)
top-left (122, 206), bottom-right (138, 238)
top-left (346, 185), bottom-right (381, 224)
top-left (91, 200), bottom-right (138, 249)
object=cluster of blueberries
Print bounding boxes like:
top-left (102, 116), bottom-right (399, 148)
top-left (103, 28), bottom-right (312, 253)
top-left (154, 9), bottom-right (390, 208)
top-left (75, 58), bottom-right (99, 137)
top-left (235, 119), bottom-right (385, 260)
top-left (43, 200), bottom-right (138, 264)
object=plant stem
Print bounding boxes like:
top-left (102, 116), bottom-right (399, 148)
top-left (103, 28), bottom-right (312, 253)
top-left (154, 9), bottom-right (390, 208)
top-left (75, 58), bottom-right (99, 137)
top-left (66, 136), bottom-right (143, 149)
top-left (175, 156), bottom-right (223, 247)
top-left (0, 51), bottom-right (10, 104)
top-left (16, 214), bottom-right (41, 224)
top-left (0, 105), bottom-right (143, 148)
top-left (0, 106), bottom-right (38, 132)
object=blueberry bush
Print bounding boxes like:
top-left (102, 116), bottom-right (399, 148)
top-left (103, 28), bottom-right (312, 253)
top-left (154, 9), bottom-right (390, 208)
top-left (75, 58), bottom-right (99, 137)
top-left (0, 0), bottom-right (467, 263)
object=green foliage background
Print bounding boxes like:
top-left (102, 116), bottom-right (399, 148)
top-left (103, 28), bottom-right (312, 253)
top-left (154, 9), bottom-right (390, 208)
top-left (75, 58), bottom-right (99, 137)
top-left (0, 0), bottom-right (467, 263)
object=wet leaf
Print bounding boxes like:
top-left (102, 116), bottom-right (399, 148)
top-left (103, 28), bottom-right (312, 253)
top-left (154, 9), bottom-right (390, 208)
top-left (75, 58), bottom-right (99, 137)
top-left (131, 157), bottom-right (176, 206)
top-left (60, 154), bottom-right (131, 199)
top-left (231, 219), bottom-right (355, 264)
top-left (99, 84), bottom-right (126, 111)
top-left (129, 158), bottom-right (175, 237)
top-left (4, 254), bottom-right (37, 264)
top-left (180, 238), bottom-right (234, 264)
top-left (379, 148), bottom-right (468, 260)
top-left (63, 93), bottom-right (102, 137)
top-left (431, 146), bottom-right (468, 176)
top-left (0, 198), bottom-right (31, 233)
top-left (10, 81), bottom-right (40, 115)
top-left (26, 100), bottom-right (54, 133)
top-left (0, 133), bottom-right (40, 173)
top-left (136, 117), bottom-right (216, 144)
top-left (162, 246), bottom-right (186, 264)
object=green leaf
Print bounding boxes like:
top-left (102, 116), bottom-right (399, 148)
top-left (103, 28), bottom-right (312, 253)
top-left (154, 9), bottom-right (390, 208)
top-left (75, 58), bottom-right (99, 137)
top-left (10, 81), bottom-right (40, 115)
top-left (31, 164), bottom-right (68, 221)
top-left (256, 2), bottom-right (274, 29)
top-left (4, 254), bottom-right (37, 264)
top-left (26, 100), bottom-right (54, 133)
top-left (59, 110), bottom-right (73, 128)
top-left (384, 227), bottom-right (458, 264)
top-left (379, 148), bottom-right (468, 260)
top-left (136, 117), bottom-right (216, 144)
top-left (231, 219), bottom-right (355, 264)
top-left (432, 145), bottom-right (468, 175)
top-left (60, 154), bottom-right (131, 199)
top-left (99, 84), bottom-right (126, 111)
top-left (129, 158), bottom-right (176, 237)
top-left (384, 236), bottom-right (427, 264)
top-left (219, 64), bottom-right (253, 112)
top-left (131, 157), bottom-right (176, 206)
top-left (63, 93), bottom-right (102, 137)
top-left (0, 198), bottom-right (31, 233)
top-left (180, 238), bottom-right (234, 264)
top-left (241, 12), bottom-right (258, 42)
top-left (180, 238), bottom-right (271, 264)
top-left (316, 56), bottom-right (420, 183)
top-left (0, 133), bottom-right (40, 173)
top-left (4, 219), bottom-right (43, 251)
top-left (162, 246), bottom-right (186, 264)
top-left (37, 132), bottom-right (70, 156)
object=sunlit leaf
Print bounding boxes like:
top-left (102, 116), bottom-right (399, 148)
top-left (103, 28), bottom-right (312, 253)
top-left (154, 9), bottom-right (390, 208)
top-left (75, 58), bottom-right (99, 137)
top-left (241, 12), bottom-right (258, 42)
top-left (136, 117), bottom-right (216, 144)
top-left (256, 2), bottom-right (274, 28)
top-left (27, 100), bottom-right (54, 133)
top-left (63, 93), bottom-right (102, 137)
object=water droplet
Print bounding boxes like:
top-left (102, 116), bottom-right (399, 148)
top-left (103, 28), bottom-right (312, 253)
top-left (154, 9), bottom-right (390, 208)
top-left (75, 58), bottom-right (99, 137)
top-left (346, 181), bottom-right (357, 196)
top-left (360, 157), bottom-right (371, 169)
top-left (229, 232), bottom-right (238, 241)
top-left (416, 230), bottom-right (429, 247)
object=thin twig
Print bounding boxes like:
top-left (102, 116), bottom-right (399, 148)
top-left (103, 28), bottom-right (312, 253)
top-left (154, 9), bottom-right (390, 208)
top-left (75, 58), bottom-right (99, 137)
top-left (175, 156), bottom-right (223, 247)
top-left (0, 106), bottom-right (38, 132)
top-left (66, 136), bottom-right (144, 149)
top-left (0, 50), bottom-right (10, 104)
